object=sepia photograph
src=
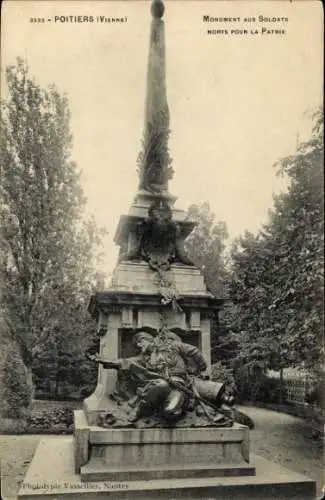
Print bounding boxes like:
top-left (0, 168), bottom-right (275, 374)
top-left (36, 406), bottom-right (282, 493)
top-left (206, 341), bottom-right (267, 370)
top-left (0, 1), bottom-right (323, 499)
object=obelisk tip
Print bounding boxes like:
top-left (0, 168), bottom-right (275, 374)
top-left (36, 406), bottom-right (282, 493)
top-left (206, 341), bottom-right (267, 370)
top-left (151, 0), bottom-right (165, 19)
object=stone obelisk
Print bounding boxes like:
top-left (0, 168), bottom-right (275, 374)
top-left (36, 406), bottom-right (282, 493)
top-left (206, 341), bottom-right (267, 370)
top-left (137, 0), bottom-right (173, 196)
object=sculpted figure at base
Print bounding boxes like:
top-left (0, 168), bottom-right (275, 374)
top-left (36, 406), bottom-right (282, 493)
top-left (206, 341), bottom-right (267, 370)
top-left (90, 328), bottom-right (235, 428)
top-left (118, 200), bottom-right (194, 270)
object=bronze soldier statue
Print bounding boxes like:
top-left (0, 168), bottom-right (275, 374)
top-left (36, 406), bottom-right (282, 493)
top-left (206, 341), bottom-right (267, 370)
top-left (91, 329), bottom-right (234, 427)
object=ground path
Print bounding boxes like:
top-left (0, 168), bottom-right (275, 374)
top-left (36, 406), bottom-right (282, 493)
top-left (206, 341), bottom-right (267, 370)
top-left (241, 405), bottom-right (324, 496)
top-left (0, 406), bottom-right (323, 499)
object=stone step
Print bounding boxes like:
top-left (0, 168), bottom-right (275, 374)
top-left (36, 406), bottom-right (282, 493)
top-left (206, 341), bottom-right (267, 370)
top-left (80, 461), bottom-right (256, 482)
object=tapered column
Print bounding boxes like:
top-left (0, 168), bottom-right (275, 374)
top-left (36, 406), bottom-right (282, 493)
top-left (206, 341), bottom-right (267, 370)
top-left (138, 0), bottom-right (173, 194)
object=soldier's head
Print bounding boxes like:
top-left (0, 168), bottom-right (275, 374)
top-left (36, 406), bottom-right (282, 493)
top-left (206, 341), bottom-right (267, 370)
top-left (133, 331), bottom-right (154, 354)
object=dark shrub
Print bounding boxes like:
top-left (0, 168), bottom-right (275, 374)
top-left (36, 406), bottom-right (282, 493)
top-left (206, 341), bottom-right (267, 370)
top-left (33, 349), bottom-right (97, 401)
top-left (79, 385), bottom-right (95, 398)
top-left (250, 376), bottom-right (287, 403)
top-left (306, 381), bottom-right (325, 408)
top-left (2, 345), bottom-right (33, 418)
top-left (211, 361), bottom-right (237, 394)
top-left (0, 417), bottom-right (28, 434)
top-left (27, 406), bottom-right (73, 426)
top-left (234, 365), bottom-right (287, 404)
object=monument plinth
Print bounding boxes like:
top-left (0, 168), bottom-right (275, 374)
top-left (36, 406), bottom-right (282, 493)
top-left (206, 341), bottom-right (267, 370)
top-left (18, 1), bottom-right (317, 499)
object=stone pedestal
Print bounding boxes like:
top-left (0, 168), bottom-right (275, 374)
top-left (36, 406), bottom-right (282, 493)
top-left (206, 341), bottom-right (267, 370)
top-left (74, 410), bottom-right (254, 482)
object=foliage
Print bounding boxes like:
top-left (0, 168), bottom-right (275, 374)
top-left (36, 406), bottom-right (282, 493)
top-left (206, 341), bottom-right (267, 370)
top-left (0, 58), bottom-right (104, 407)
top-left (210, 316), bottom-right (241, 366)
top-left (33, 348), bottom-right (98, 400)
top-left (228, 107), bottom-right (324, 375)
top-left (0, 400), bottom-right (79, 434)
top-left (0, 417), bottom-right (28, 434)
top-left (305, 379), bottom-right (325, 409)
top-left (233, 367), bottom-right (287, 404)
top-left (211, 361), bottom-right (236, 394)
top-left (227, 232), bottom-right (284, 370)
top-left (2, 343), bottom-right (33, 418)
top-left (0, 327), bottom-right (10, 405)
top-left (184, 202), bottom-right (234, 365)
top-left (250, 376), bottom-right (287, 404)
top-left (26, 406), bottom-right (74, 434)
top-left (185, 202), bottom-right (228, 296)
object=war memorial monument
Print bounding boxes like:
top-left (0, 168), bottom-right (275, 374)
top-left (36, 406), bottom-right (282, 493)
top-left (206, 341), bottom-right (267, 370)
top-left (18, 1), bottom-right (317, 498)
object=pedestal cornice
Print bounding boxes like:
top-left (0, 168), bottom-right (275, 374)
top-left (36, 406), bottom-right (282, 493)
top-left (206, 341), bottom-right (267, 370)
top-left (88, 290), bottom-right (225, 320)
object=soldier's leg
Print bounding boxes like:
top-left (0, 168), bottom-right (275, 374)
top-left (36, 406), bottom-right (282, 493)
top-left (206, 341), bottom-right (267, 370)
top-left (163, 389), bottom-right (185, 420)
top-left (141, 379), bottom-right (170, 405)
top-left (129, 379), bottom-right (169, 421)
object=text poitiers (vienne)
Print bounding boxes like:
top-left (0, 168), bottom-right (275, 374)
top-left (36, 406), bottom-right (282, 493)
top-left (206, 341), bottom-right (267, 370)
top-left (29, 16), bottom-right (128, 24)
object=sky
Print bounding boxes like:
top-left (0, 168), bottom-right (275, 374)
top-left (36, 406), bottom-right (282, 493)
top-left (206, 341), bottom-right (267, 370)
top-left (1, 1), bottom-right (323, 275)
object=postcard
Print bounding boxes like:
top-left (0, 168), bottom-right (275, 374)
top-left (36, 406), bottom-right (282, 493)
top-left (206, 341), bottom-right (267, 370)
top-left (1, 1), bottom-right (323, 499)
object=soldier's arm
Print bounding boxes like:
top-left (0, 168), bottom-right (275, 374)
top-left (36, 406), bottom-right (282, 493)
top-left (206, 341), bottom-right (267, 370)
top-left (100, 359), bottom-right (121, 370)
top-left (87, 353), bottom-right (121, 370)
top-left (178, 343), bottom-right (207, 373)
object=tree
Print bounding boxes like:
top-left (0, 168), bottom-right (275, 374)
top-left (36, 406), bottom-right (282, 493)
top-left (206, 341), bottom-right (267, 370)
top-left (268, 107), bottom-right (324, 373)
top-left (228, 107), bottom-right (324, 376)
top-left (228, 231), bottom-right (284, 371)
top-left (0, 58), bottom-right (104, 406)
top-left (2, 342), bottom-right (33, 418)
top-left (184, 203), bottom-right (233, 364)
top-left (185, 202), bottom-right (228, 296)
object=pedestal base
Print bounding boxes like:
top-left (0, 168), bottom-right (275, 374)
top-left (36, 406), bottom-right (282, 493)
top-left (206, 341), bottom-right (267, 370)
top-left (74, 410), bottom-right (253, 480)
top-left (17, 437), bottom-right (316, 500)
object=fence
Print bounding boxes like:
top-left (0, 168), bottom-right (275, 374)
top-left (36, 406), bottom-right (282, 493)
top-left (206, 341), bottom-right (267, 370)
top-left (267, 368), bottom-right (313, 406)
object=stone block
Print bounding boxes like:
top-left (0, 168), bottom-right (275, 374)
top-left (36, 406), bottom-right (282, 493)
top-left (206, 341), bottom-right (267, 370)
top-left (111, 262), bottom-right (210, 296)
top-left (87, 425), bottom-right (248, 445)
top-left (73, 410), bottom-right (90, 473)
top-left (83, 392), bottom-right (114, 426)
top-left (74, 412), bottom-right (253, 482)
